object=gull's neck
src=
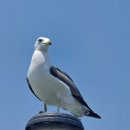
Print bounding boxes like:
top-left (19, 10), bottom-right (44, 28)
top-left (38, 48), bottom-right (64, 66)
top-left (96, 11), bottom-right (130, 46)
top-left (36, 45), bottom-right (48, 53)
top-left (33, 47), bottom-right (52, 68)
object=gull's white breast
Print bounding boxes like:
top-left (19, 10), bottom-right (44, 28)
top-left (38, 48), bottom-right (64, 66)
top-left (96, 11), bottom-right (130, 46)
top-left (27, 50), bottom-right (73, 106)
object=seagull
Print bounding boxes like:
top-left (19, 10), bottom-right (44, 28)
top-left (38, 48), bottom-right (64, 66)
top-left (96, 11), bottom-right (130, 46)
top-left (26, 37), bottom-right (101, 119)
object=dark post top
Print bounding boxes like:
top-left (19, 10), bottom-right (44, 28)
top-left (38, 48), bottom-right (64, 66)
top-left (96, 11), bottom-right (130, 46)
top-left (25, 112), bottom-right (84, 130)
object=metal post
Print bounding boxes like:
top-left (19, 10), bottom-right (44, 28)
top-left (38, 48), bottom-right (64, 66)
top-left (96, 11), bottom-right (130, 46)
top-left (25, 113), bottom-right (84, 130)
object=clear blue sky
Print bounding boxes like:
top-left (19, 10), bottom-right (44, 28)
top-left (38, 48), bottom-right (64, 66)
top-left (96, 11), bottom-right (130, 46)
top-left (0, 0), bottom-right (130, 130)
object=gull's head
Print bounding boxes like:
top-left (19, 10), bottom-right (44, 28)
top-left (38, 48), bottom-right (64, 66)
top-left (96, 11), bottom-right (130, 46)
top-left (34, 37), bottom-right (52, 50)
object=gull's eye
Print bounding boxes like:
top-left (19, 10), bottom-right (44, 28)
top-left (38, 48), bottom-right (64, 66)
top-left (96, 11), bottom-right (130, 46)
top-left (38, 39), bottom-right (43, 42)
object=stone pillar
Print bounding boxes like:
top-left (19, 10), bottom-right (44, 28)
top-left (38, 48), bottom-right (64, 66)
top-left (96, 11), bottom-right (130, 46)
top-left (25, 113), bottom-right (84, 130)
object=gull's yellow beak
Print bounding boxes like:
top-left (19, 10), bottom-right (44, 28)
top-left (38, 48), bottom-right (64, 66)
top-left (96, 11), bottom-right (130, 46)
top-left (46, 40), bottom-right (52, 46)
top-left (43, 38), bottom-right (52, 46)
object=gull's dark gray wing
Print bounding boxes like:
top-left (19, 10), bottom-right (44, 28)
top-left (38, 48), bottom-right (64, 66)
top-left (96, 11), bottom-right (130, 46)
top-left (26, 77), bottom-right (41, 101)
top-left (49, 66), bottom-right (93, 111)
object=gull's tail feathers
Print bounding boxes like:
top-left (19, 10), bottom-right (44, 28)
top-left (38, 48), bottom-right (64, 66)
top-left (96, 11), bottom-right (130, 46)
top-left (85, 110), bottom-right (101, 119)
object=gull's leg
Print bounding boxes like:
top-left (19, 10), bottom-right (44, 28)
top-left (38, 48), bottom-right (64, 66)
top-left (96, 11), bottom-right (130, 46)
top-left (57, 95), bottom-right (60, 113)
top-left (57, 106), bottom-right (60, 113)
top-left (44, 103), bottom-right (47, 113)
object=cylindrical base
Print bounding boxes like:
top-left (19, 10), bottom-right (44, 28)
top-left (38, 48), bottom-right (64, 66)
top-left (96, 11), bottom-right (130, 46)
top-left (25, 113), bottom-right (84, 130)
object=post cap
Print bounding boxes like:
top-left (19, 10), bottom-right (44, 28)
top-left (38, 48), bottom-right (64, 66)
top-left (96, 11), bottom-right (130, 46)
top-left (25, 112), bottom-right (84, 130)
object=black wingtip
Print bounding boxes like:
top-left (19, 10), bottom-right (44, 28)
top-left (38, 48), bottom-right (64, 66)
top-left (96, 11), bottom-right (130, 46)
top-left (86, 111), bottom-right (101, 119)
top-left (92, 112), bottom-right (101, 119)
